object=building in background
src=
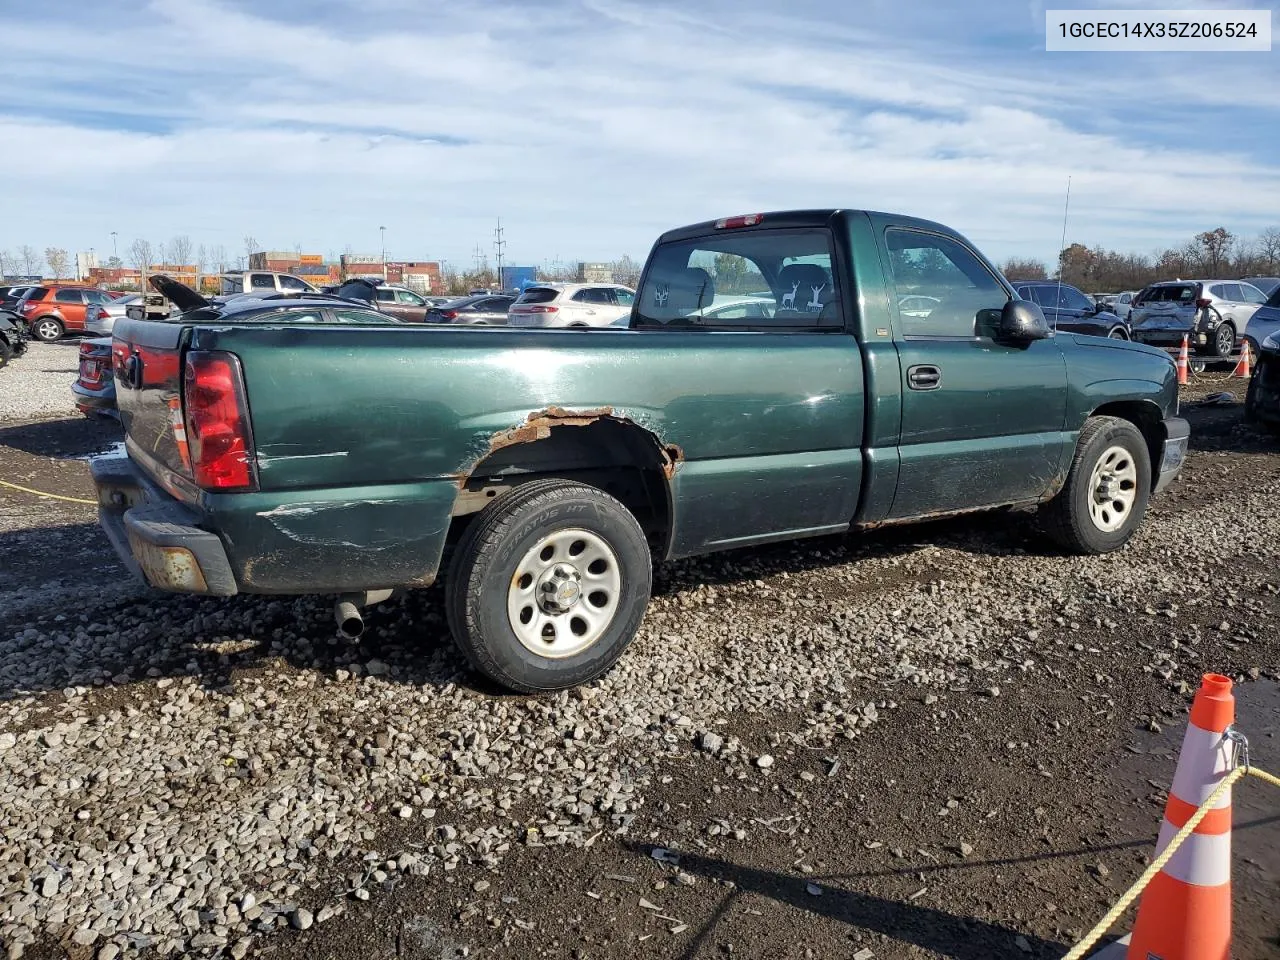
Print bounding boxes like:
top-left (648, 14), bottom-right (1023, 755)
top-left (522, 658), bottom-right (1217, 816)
top-left (87, 266), bottom-right (141, 288)
top-left (340, 254), bottom-right (384, 281)
top-left (578, 262), bottom-right (611, 283)
top-left (249, 250), bottom-right (327, 273)
top-left (75, 251), bottom-right (99, 281)
top-left (387, 261), bottom-right (442, 293)
top-left (501, 265), bottom-right (538, 292)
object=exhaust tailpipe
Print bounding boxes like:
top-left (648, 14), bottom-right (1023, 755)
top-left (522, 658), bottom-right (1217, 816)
top-left (335, 598), bottom-right (364, 639)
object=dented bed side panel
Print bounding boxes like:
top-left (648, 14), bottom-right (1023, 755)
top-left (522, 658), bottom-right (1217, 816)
top-left (189, 324), bottom-right (867, 567)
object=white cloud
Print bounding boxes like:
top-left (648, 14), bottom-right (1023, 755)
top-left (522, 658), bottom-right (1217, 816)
top-left (0, 0), bottom-right (1277, 268)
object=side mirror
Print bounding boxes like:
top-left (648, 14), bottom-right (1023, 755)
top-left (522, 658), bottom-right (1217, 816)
top-left (999, 299), bottom-right (1052, 343)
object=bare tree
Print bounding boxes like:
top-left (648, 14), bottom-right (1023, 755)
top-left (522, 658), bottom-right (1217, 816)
top-left (167, 235), bottom-right (194, 268)
top-left (0, 249), bottom-right (14, 279)
top-left (610, 254), bottom-right (641, 287)
top-left (243, 235), bottom-right (259, 267)
top-left (44, 248), bottom-right (69, 279)
top-left (196, 244), bottom-right (208, 274)
top-left (209, 244), bottom-right (228, 272)
top-left (1257, 227), bottom-right (1280, 273)
top-left (1196, 227), bottom-right (1234, 276)
top-left (18, 245), bottom-right (41, 276)
top-left (129, 239), bottom-right (154, 276)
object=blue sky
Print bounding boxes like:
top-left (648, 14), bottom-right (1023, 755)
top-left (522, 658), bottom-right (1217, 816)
top-left (1, 0), bottom-right (1278, 272)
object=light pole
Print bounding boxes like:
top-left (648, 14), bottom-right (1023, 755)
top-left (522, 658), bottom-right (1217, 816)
top-left (380, 226), bottom-right (387, 281)
top-left (110, 232), bottom-right (118, 261)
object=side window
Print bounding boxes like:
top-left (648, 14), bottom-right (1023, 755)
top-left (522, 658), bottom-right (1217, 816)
top-left (397, 290), bottom-right (423, 304)
top-left (571, 289), bottom-right (591, 303)
top-left (634, 228), bottom-right (842, 330)
top-left (1015, 286), bottom-right (1040, 305)
top-left (1240, 284), bottom-right (1267, 304)
top-left (885, 229), bottom-right (1007, 338)
top-left (278, 275), bottom-right (309, 292)
top-left (613, 289), bottom-right (635, 305)
top-left (332, 309), bottom-right (390, 324)
top-left (1059, 286), bottom-right (1093, 312)
top-left (54, 289), bottom-right (84, 303)
top-left (1119, 293), bottom-right (1132, 304)
top-left (1222, 283), bottom-right (1245, 302)
top-left (250, 273), bottom-right (274, 290)
top-left (375, 289), bottom-right (395, 302)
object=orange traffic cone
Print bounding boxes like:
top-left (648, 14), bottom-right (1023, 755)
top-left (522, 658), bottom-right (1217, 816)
top-left (1175, 335), bottom-right (1190, 385)
top-left (1232, 341), bottom-right (1252, 379)
top-left (1118, 673), bottom-right (1236, 960)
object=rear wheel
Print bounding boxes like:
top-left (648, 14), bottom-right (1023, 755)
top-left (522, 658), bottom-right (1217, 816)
top-left (32, 317), bottom-right (64, 342)
top-left (1041, 416), bottom-right (1152, 554)
top-left (1107, 326), bottom-right (1128, 340)
top-left (445, 479), bottom-right (652, 692)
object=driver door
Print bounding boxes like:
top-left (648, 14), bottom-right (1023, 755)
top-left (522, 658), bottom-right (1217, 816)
top-left (879, 225), bottom-right (1070, 519)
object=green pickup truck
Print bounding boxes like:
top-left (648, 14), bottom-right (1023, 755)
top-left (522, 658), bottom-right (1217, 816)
top-left (94, 210), bottom-right (1189, 692)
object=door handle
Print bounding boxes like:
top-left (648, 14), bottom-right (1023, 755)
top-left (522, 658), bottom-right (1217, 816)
top-left (907, 365), bottom-right (941, 390)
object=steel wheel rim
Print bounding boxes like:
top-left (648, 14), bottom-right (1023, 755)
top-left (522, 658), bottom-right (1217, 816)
top-left (36, 321), bottom-right (59, 340)
top-left (507, 527), bottom-right (622, 659)
top-left (1088, 445), bottom-right (1138, 533)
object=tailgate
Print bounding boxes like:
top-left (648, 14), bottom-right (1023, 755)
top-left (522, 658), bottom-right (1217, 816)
top-left (111, 317), bottom-right (191, 485)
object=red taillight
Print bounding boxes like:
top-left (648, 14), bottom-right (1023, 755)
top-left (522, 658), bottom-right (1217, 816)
top-left (523, 305), bottom-right (558, 313)
top-left (20, 301), bottom-right (36, 314)
top-left (1195, 298), bottom-right (1212, 310)
top-left (714, 213), bottom-right (764, 229)
top-left (78, 343), bottom-right (105, 386)
top-left (183, 351), bottom-right (255, 491)
top-left (442, 310), bottom-right (458, 320)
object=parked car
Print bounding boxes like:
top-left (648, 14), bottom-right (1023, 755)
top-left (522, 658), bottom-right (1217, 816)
top-left (74, 279), bottom-right (398, 419)
top-left (361, 282), bottom-right (434, 322)
top-left (1243, 286), bottom-right (1280, 354)
top-left (1245, 331), bottom-right (1280, 432)
top-left (218, 271), bottom-right (321, 297)
top-left (94, 208), bottom-right (1187, 694)
top-left (18, 286), bottom-right (121, 341)
top-left (72, 338), bottom-right (115, 416)
top-left (0, 310), bottom-right (28, 368)
top-left (85, 294), bottom-right (142, 337)
top-left (0, 285), bottom-right (39, 311)
top-left (1107, 290), bottom-right (1139, 321)
top-left (425, 294), bottom-right (516, 325)
top-left (1008, 281), bottom-right (1130, 339)
top-left (1242, 277), bottom-right (1280, 298)
top-left (508, 284), bottom-right (636, 328)
top-left (1129, 280), bottom-right (1266, 356)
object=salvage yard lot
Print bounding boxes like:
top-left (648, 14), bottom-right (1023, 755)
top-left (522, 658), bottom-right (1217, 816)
top-left (1, 369), bottom-right (1279, 959)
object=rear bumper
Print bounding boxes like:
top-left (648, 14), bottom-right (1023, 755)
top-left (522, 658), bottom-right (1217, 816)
top-left (90, 455), bottom-right (238, 595)
top-left (1155, 416), bottom-right (1190, 495)
top-left (71, 380), bottom-right (118, 418)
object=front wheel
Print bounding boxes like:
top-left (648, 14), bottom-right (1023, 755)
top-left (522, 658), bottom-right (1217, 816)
top-left (32, 317), bottom-right (64, 342)
top-left (1040, 416), bottom-right (1152, 554)
top-left (1107, 326), bottom-right (1129, 340)
top-left (445, 479), bottom-right (652, 692)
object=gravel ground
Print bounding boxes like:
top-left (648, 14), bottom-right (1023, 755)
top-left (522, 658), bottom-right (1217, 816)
top-left (0, 342), bottom-right (86, 421)
top-left (1, 369), bottom-right (1278, 960)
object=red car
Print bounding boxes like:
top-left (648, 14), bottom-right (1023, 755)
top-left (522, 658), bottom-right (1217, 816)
top-left (19, 286), bottom-right (119, 341)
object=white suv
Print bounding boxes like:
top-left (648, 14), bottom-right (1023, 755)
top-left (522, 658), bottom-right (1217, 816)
top-left (218, 272), bottom-right (320, 296)
top-left (507, 283), bottom-right (635, 328)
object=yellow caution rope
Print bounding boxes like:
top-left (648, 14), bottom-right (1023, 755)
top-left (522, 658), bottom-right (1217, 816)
top-left (1063, 765), bottom-right (1280, 960)
top-left (0, 478), bottom-right (97, 506)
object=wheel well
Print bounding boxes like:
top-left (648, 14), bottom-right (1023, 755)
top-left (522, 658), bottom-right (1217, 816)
top-left (450, 417), bottom-right (676, 556)
top-left (1090, 400), bottom-right (1163, 487)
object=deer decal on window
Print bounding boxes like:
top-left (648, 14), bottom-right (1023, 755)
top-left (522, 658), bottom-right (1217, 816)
top-left (780, 281), bottom-right (799, 310)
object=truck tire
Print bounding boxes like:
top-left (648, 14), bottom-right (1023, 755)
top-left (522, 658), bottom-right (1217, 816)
top-left (1040, 416), bottom-right (1152, 554)
top-left (445, 478), bottom-right (652, 692)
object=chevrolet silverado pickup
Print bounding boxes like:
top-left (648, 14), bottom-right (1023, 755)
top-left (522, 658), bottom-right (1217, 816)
top-left (93, 210), bottom-right (1189, 692)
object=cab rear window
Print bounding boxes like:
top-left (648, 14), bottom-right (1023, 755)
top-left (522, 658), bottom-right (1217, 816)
top-left (634, 229), bottom-right (842, 331)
